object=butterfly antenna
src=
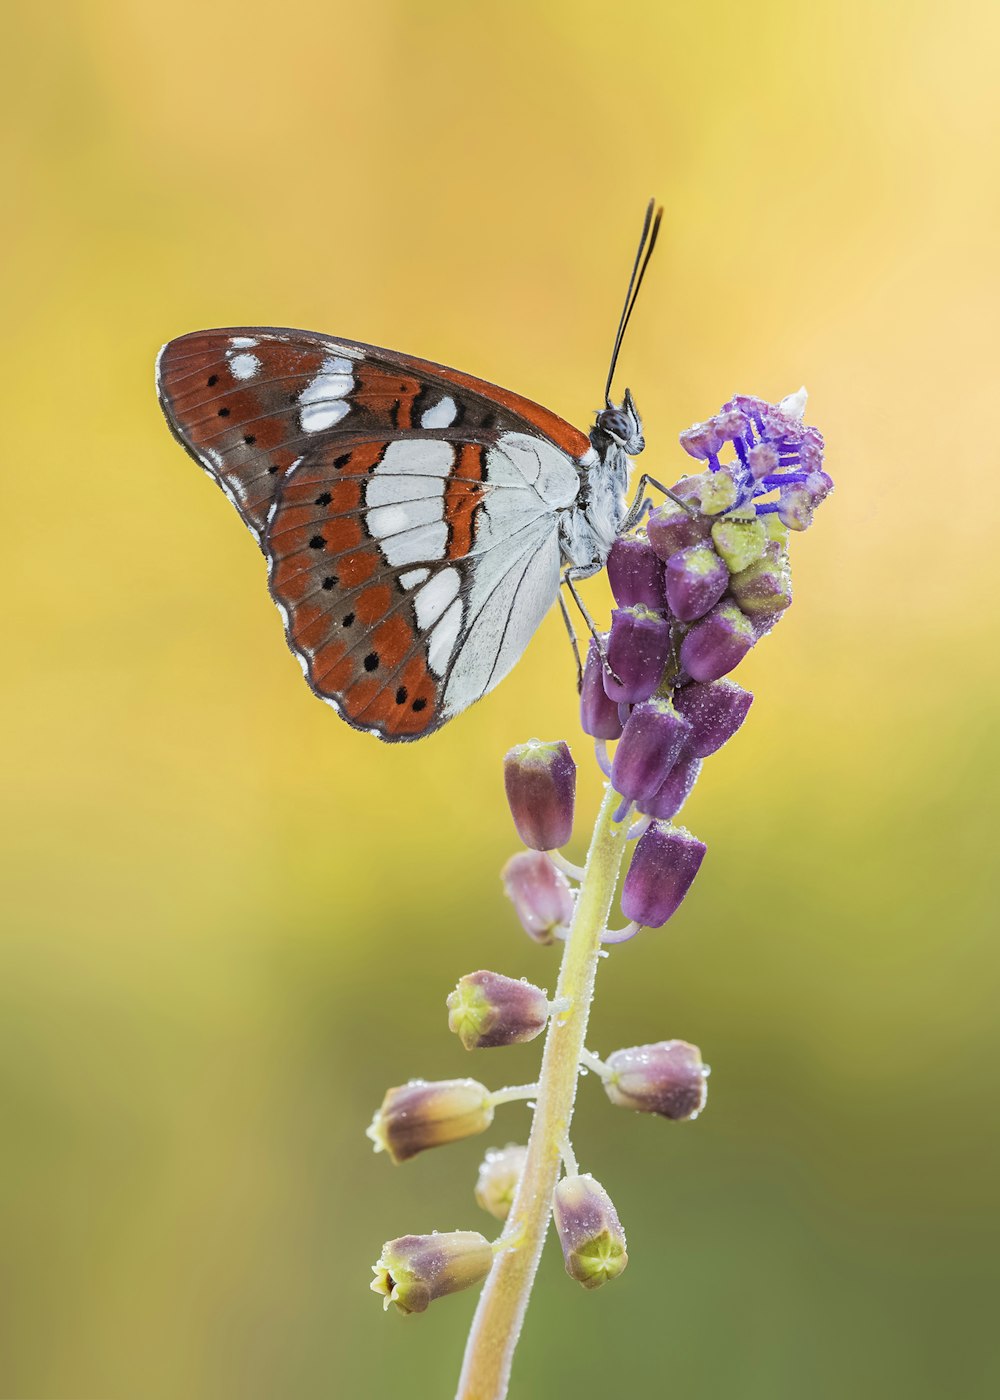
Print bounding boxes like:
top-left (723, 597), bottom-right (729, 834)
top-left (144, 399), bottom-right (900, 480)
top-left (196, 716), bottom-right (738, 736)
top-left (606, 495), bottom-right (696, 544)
top-left (604, 198), bottom-right (663, 406)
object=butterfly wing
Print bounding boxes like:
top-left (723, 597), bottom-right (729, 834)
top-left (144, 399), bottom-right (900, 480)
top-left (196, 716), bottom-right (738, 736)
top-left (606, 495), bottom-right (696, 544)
top-left (157, 328), bottom-right (593, 739)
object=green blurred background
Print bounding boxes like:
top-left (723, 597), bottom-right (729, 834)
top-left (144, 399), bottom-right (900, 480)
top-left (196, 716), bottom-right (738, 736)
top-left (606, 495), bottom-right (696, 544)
top-left (2, 1), bottom-right (998, 1396)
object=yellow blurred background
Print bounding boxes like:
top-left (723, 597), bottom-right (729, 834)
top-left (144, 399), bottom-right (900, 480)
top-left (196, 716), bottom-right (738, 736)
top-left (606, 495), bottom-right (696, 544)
top-left (2, 1), bottom-right (998, 1395)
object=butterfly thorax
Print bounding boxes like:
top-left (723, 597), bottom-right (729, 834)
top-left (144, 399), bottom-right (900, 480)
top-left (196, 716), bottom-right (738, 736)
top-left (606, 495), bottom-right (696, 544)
top-left (558, 392), bottom-right (645, 577)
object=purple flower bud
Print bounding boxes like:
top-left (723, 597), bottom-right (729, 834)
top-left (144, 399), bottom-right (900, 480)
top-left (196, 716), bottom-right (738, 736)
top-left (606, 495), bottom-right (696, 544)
top-left (604, 606), bottom-right (674, 704)
top-left (606, 534), bottom-right (668, 609)
top-left (504, 739), bottom-right (576, 850)
top-left (475, 1143), bottom-right (527, 1220)
top-left (777, 484), bottom-right (815, 531)
top-left (447, 971), bottom-right (549, 1050)
top-left (638, 745), bottom-right (702, 820)
top-left (664, 542), bottom-right (730, 622)
top-left (580, 637), bottom-right (624, 740)
top-left (501, 851), bottom-right (574, 945)
top-left (679, 601), bottom-right (756, 682)
top-left (747, 441), bottom-right (780, 479)
top-left (367, 1079), bottom-right (494, 1163)
top-left (621, 821), bottom-right (706, 926)
top-left (678, 418), bottom-right (725, 459)
top-left (610, 698), bottom-right (692, 802)
top-left (729, 553), bottom-right (793, 618)
top-left (646, 498), bottom-right (711, 562)
top-left (674, 679), bottom-right (753, 757)
top-left (603, 1039), bottom-right (709, 1121)
top-left (710, 515), bottom-right (768, 574)
top-left (776, 468), bottom-right (833, 531)
top-left (715, 407), bottom-right (750, 441)
top-left (553, 1174), bottom-right (628, 1289)
top-left (371, 1231), bottom-right (493, 1314)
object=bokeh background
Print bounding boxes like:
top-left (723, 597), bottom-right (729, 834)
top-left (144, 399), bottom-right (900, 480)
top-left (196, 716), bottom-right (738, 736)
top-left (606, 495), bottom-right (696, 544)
top-left (2, 1), bottom-right (998, 1396)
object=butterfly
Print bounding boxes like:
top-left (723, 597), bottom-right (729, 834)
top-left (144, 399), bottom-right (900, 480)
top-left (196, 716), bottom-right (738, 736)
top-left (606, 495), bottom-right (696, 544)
top-left (156, 204), bottom-right (662, 741)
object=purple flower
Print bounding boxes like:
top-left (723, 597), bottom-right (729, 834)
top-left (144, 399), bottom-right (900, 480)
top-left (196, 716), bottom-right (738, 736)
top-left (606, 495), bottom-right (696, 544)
top-left (501, 851), bottom-right (574, 945)
top-left (602, 1040), bottom-right (709, 1121)
top-left (504, 739), bottom-right (576, 850)
top-left (447, 970), bottom-right (549, 1050)
top-left (674, 679), bottom-right (753, 757)
top-left (579, 637), bottom-right (625, 740)
top-left (646, 498), bottom-right (711, 561)
top-left (553, 1174), bottom-right (628, 1289)
top-left (610, 698), bottom-right (692, 802)
top-left (664, 542), bottom-right (730, 622)
top-left (606, 534), bottom-right (668, 609)
top-left (604, 605), bottom-right (674, 704)
top-left (679, 601), bottom-right (756, 683)
top-left (475, 1144), bottom-right (527, 1220)
top-left (367, 1079), bottom-right (494, 1163)
top-left (371, 1231), bottom-right (494, 1314)
top-left (678, 418), bottom-right (726, 460)
top-left (637, 745), bottom-right (702, 820)
top-left (621, 821), bottom-right (706, 927)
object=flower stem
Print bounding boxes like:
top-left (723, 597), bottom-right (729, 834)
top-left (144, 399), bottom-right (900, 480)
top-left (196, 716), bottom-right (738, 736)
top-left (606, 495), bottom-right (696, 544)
top-left (455, 782), bottom-right (631, 1400)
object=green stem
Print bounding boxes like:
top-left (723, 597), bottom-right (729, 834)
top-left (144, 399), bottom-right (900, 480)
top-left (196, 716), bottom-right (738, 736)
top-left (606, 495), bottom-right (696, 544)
top-left (455, 783), bottom-right (631, 1400)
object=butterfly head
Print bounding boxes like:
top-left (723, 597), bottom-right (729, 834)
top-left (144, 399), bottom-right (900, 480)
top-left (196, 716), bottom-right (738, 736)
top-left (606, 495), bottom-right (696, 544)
top-left (594, 388), bottom-right (645, 457)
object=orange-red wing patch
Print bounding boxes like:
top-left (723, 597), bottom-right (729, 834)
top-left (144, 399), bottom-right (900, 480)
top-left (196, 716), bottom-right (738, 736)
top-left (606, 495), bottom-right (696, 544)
top-left (444, 443), bottom-right (486, 559)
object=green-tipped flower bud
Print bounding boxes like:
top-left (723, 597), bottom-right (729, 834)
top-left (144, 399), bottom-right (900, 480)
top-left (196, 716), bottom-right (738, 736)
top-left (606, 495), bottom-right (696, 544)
top-left (729, 550), bottom-right (793, 617)
top-left (447, 971), bottom-right (549, 1050)
top-left (504, 739), bottom-right (576, 850)
top-left (679, 600), bottom-right (757, 682)
top-left (646, 497), bottom-right (711, 561)
top-left (474, 1143), bottom-right (527, 1220)
top-left (367, 1078), bottom-right (494, 1163)
top-left (553, 1174), bottom-right (628, 1289)
top-left (603, 1040), bottom-right (709, 1121)
top-left (370, 1231), bottom-right (493, 1314)
top-left (711, 515), bottom-right (768, 573)
top-left (698, 467), bottom-right (740, 515)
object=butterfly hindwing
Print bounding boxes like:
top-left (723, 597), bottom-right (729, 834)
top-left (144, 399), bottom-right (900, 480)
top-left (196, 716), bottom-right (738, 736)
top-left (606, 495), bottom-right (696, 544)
top-left (266, 432), bottom-right (577, 739)
top-left (157, 327), bottom-right (593, 738)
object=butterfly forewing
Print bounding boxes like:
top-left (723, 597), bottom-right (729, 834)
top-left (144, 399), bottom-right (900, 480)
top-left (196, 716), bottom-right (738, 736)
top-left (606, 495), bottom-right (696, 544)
top-left (157, 327), bottom-right (593, 738)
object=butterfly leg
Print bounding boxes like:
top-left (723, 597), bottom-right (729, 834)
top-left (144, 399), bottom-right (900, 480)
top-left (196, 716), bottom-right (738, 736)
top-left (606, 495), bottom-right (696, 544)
top-left (561, 566), bottom-right (623, 687)
top-left (619, 474), bottom-right (702, 534)
top-left (557, 591), bottom-right (585, 692)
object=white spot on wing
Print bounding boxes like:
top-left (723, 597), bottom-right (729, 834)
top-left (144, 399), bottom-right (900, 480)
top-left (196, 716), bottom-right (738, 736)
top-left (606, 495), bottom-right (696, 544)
top-left (364, 441), bottom-right (455, 565)
top-left (374, 439), bottom-right (455, 478)
top-left (301, 399), bottom-right (350, 432)
top-left (230, 336), bottom-right (258, 348)
top-left (228, 352), bottom-right (261, 380)
top-left (420, 396), bottom-right (457, 428)
top-left (380, 520), bottom-right (448, 567)
top-left (299, 356), bottom-right (355, 433)
top-left (428, 598), bottom-right (463, 676)
top-left (414, 568), bottom-right (460, 631)
top-left (367, 497), bottom-right (442, 539)
top-left (400, 568), bottom-right (429, 590)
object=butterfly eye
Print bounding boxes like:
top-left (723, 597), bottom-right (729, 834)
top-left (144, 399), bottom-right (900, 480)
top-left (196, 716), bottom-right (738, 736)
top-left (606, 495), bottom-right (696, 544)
top-left (597, 409), bottom-right (631, 440)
